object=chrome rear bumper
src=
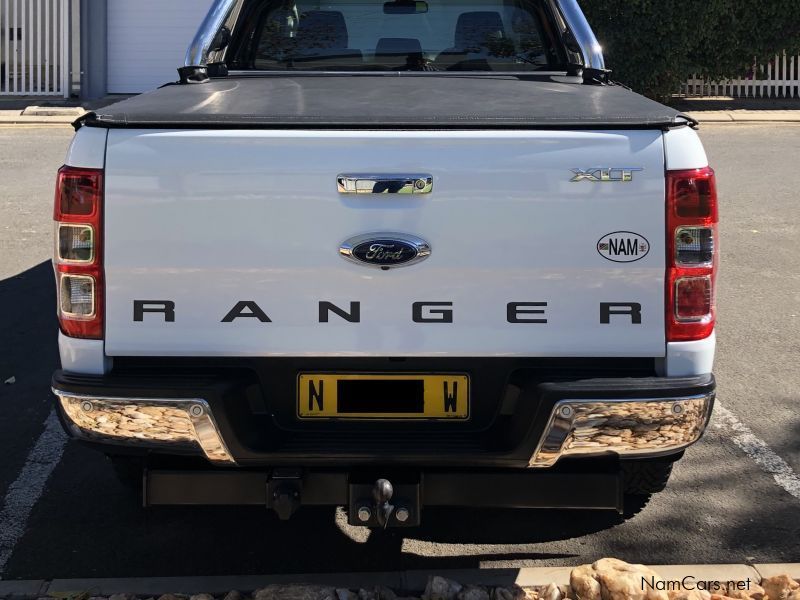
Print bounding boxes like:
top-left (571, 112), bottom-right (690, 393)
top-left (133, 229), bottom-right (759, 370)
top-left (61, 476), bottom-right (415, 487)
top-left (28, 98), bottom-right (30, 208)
top-left (529, 393), bottom-right (715, 467)
top-left (53, 390), bottom-right (235, 465)
top-left (53, 375), bottom-right (714, 469)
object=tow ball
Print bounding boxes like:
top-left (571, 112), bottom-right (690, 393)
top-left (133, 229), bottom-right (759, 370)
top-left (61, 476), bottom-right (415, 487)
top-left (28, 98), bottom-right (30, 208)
top-left (349, 478), bottom-right (420, 528)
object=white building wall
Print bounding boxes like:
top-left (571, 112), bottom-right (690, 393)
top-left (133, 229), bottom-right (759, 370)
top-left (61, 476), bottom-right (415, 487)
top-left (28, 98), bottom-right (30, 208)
top-left (106, 0), bottom-right (214, 94)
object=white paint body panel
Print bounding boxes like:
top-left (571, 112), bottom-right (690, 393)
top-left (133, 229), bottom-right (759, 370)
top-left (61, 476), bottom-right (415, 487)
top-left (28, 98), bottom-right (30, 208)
top-left (65, 127), bottom-right (108, 170)
top-left (107, 0), bottom-right (215, 93)
top-left (664, 126), bottom-right (709, 171)
top-left (104, 128), bottom-right (669, 358)
top-left (59, 333), bottom-right (112, 375)
top-left (664, 332), bottom-right (716, 377)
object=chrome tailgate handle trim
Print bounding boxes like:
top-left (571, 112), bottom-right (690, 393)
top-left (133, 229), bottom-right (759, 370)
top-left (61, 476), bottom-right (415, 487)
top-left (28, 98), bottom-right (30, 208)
top-left (337, 174), bottom-right (433, 195)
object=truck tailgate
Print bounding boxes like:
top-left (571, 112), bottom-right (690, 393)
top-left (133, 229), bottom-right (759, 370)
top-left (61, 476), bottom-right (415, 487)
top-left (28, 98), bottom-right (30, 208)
top-left (103, 129), bottom-right (666, 357)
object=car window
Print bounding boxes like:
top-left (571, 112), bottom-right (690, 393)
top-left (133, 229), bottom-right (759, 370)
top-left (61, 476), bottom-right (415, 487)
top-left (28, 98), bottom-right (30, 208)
top-left (227, 0), bottom-right (567, 72)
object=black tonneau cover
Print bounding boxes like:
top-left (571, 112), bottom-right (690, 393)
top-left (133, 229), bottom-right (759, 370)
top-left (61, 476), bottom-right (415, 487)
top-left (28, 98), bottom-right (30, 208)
top-left (82, 75), bottom-right (686, 130)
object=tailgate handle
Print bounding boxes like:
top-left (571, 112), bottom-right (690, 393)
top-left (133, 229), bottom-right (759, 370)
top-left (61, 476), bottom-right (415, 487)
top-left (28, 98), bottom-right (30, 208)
top-left (337, 174), bottom-right (433, 195)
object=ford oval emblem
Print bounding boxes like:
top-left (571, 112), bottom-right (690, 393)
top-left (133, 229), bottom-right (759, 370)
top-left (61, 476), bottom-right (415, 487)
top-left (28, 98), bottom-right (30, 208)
top-left (597, 231), bottom-right (651, 263)
top-left (340, 233), bottom-right (431, 269)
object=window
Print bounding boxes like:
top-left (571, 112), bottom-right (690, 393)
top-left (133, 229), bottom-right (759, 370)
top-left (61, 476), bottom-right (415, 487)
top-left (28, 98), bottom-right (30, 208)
top-left (226, 0), bottom-right (568, 72)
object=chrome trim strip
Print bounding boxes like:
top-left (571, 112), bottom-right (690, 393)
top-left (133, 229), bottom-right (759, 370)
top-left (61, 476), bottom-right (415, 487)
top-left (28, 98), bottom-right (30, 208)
top-left (185, 0), bottom-right (237, 67)
top-left (337, 174), bottom-right (433, 195)
top-left (529, 393), bottom-right (714, 467)
top-left (556, 0), bottom-right (606, 71)
top-left (53, 389), bottom-right (235, 465)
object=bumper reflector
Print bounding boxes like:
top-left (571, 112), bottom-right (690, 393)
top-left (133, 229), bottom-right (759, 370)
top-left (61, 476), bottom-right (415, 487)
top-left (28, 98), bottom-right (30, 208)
top-left (53, 390), bottom-right (235, 465)
top-left (529, 393), bottom-right (714, 467)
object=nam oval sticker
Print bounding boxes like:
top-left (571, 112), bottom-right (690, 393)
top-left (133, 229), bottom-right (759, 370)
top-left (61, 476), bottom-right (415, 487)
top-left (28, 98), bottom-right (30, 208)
top-left (597, 232), bottom-right (651, 263)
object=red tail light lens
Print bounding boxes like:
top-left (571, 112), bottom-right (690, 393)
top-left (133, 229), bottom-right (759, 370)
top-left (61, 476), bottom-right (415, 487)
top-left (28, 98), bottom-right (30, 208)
top-left (666, 167), bottom-right (718, 342)
top-left (54, 166), bottom-right (104, 339)
top-left (674, 276), bottom-right (713, 320)
top-left (671, 170), bottom-right (718, 220)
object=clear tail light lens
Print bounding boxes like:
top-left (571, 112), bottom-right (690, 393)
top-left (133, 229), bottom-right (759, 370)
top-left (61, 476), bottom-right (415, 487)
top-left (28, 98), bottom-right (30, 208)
top-left (54, 166), bottom-right (104, 339)
top-left (675, 226), bottom-right (715, 266)
top-left (57, 224), bottom-right (95, 263)
top-left (59, 275), bottom-right (97, 317)
top-left (666, 167), bottom-right (718, 342)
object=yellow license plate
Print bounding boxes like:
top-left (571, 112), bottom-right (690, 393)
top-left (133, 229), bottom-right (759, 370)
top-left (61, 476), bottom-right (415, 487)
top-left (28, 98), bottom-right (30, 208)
top-left (298, 373), bottom-right (469, 420)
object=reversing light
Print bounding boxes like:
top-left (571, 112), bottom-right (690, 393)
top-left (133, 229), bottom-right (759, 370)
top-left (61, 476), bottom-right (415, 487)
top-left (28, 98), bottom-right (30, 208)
top-left (57, 224), bottom-right (95, 263)
top-left (674, 226), bottom-right (714, 266)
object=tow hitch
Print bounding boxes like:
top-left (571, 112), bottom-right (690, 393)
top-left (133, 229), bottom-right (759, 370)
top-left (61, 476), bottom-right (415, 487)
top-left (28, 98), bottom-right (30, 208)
top-left (349, 478), bottom-right (421, 528)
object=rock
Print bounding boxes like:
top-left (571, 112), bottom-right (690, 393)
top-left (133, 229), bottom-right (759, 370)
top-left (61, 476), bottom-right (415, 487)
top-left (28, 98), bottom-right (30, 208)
top-left (725, 581), bottom-right (765, 600)
top-left (424, 576), bottom-right (463, 600)
top-left (761, 575), bottom-right (800, 600)
top-left (358, 588), bottom-right (400, 600)
top-left (457, 586), bottom-right (490, 600)
top-left (157, 595), bottom-right (188, 600)
top-left (254, 585), bottom-right (337, 600)
top-left (336, 590), bottom-right (358, 600)
top-left (376, 586), bottom-right (398, 600)
top-left (491, 586), bottom-right (526, 600)
top-left (571, 564), bottom-right (602, 600)
top-left (190, 595), bottom-right (215, 600)
top-left (591, 558), bottom-right (669, 600)
top-left (668, 591), bottom-right (709, 600)
top-left (109, 595), bottom-right (137, 600)
top-left (541, 583), bottom-right (561, 600)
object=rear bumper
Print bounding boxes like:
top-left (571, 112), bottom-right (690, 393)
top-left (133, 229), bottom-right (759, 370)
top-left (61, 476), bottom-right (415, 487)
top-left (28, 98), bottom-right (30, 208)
top-left (52, 367), bottom-right (715, 469)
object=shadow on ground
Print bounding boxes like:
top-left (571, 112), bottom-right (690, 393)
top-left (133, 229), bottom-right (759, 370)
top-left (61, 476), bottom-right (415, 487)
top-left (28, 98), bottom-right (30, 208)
top-left (0, 262), bottom-right (60, 493)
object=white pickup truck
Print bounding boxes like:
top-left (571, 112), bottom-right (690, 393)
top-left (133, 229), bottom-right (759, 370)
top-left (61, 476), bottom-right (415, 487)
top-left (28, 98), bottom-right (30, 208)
top-left (52, 0), bottom-right (717, 526)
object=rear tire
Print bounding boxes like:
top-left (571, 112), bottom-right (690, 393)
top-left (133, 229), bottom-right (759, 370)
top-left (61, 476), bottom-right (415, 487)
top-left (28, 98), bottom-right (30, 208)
top-left (622, 458), bottom-right (674, 495)
top-left (622, 493), bottom-right (652, 518)
top-left (107, 455), bottom-right (144, 490)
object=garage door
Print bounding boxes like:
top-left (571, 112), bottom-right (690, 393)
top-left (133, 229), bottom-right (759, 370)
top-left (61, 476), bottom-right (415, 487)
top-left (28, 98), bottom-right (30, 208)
top-left (107, 0), bottom-right (214, 93)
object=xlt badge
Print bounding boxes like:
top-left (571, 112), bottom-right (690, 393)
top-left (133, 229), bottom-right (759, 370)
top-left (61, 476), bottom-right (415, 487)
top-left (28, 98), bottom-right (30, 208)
top-left (340, 233), bottom-right (431, 270)
top-left (571, 167), bottom-right (643, 182)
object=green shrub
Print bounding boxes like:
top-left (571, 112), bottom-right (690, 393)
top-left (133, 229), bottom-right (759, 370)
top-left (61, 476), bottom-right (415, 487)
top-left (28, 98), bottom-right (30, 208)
top-left (579, 0), bottom-right (800, 101)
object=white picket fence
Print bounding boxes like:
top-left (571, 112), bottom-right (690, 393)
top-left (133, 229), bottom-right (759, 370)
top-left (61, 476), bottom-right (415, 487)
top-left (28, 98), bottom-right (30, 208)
top-left (683, 53), bottom-right (800, 99)
top-left (0, 0), bottom-right (71, 97)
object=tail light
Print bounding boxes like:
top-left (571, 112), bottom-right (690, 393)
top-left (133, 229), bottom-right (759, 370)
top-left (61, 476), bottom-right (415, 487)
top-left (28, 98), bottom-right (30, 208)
top-left (53, 166), bottom-right (104, 339)
top-left (666, 167), bottom-right (718, 342)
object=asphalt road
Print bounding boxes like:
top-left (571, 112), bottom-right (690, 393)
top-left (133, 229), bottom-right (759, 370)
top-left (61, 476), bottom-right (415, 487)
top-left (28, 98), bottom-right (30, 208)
top-left (0, 125), bottom-right (798, 581)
